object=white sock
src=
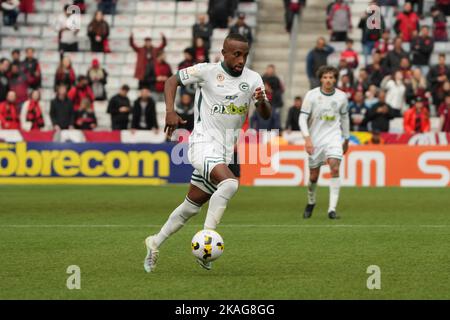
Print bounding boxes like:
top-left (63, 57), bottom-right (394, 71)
top-left (329, 177), bottom-right (341, 212)
top-left (204, 179), bottom-right (239, 230)
top-left (153, 197), bottom-right (201, 248)
top-left (307, 181), bottom-right (317, 205)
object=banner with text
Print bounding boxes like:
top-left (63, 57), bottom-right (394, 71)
top-left (239, 144), bottom-right (450, 187)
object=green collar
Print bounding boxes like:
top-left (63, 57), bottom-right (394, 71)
top-left (320, 88), bottom-right (335, 96)
top-left (221, 61), bottom-right (242, 77)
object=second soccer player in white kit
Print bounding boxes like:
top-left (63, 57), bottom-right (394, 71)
top-left (299, 66), bottom-right (350, 219)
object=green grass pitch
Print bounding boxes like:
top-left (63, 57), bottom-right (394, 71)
top-left (0, 185), bottom-right (449, 299)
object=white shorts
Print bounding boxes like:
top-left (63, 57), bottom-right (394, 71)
top-left (188, 142), bottom-right (227, 195)
top-left (308, 141), bottom-right (343, 169)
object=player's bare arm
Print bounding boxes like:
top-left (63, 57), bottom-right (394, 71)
top-left (254, 87), bottom-right (271, 120)
top-left (164, 75), bottom-right (187, 138)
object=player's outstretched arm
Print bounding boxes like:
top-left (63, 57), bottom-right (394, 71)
top-left (254, 87), bottom-right (271, 120)
top-left (164, 75), bottom-right (187, 138)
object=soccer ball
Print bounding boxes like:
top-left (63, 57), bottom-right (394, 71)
top-left (191, 229), bottom-right (224, 263)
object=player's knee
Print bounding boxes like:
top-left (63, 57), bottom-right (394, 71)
top-left (217, 178), bottom-right (239, 199)
top-left (330, 166), bottom-right (340, 177)
top-left (179, 198), bottom-right (202, 220)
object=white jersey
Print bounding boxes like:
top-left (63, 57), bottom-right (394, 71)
top-left (300, 87), bottom-right (349, 146)
top-left (178, 62), bottom-right (265, 160)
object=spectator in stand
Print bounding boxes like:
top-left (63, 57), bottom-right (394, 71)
top-left (20, 90), bottom-right (45, 131)
top-left (378, 0), bottom-right (398, 31)
top-left (97, 0), bottom-right (117, 15)
top-left (87, 11), bottom-right (110, 52)
top-left (438, 95), bottom-right (450, 131)
top-left (338, 73), bottom-right (355, 100)
top-left (405, 68), bottom-right (429, 110)
top-left (192, 14), bottom-right (213, 51)
top-left (131, 87), bottom-right (158, 130)
top-left (175, 93), bottom-right (195, 132)
top-left (68, 75), bottom-right (94, 111)
top-left (107, 84), bottom-right (131, 130)
top-left (398, 57), bottom-right (413, 81)
top-left (8, 63), bottom-right (28, 106)
top-left (427, 53), bottom-right (450, 107)
top-left (354, 68), bottom-right (370, 94)
top-left (384, 70), bottom-right (406, 117)
top-left (340, 39), bottom-right (359, 70)
top-left (338, 59), bottom-right (354, 84)
top-left (11, 49), bottom-right (21, 67)
top-left (74, 98), bottom-right (97, 130)
top-left (306, 37), bottom-right (335, 88)
top-left (431, 5), bottom-right (448, 42)
top-left (129, 33), bottom-right (167, 89)
top-left (193, 37), bottom-right (209, 63)
top-left (87, 58), bottom-right (108, 101)
top-left (408, 0), bottom-right (424, 16)
top-left (0, 91), bottom-right (19, 129)
top-left (208, 0), bottom-right (238, 29)
top-left (284, 0), bottom-right (302, 33)
top-left (365, 85), bottom-right (380, 108)
top-left (1, 0), bottom-right (20, 29)
top-left (54, 56), bottom-right (76, 90)
top-left (250, 107), bottom-right (281, 131)
top-left (436, 0), bottom-right (450, 16)
top-left (383, 37), bottom-right (409, 75)
top-left (229, 13), bottom-right (253, 46)
top-left (326, 0), bottom-right (352, 41)
top-left (358, 3), bottom-right (385, 65)
top-left (56, 4), bottom-right (79, 53)
top-left (365, 90), bottom-right (395, 132)
top-left (403, 96), bottom-right (430, 133)
top-left (410, 26), bottom-right (434, 76)
top-left (348, 91), bottom-right (368, 131)
top-left (177, 48), bottom-right (196, 98)
top-left (50, 84), bottom-right (74, 130)
top-left (285, 96), bottom-right (302, 132)
top-left (152, 51), bottom-right (173, 102)
top-left (20, 0), bottom-right (34, 25)
top-left (73, 0), bottom-right (87, 14)
top-left (262, 64), bottom-right (284, 111)
top-left (22, 48), bottom-right (41, 90)
top-left (0, 58), bottom-right (11, 102)
top-left (367, 52), bottom-right (386, 87)
top-left (394, 2), bottom-right (420, 42)
top-left (374, 29), bottom-right (393, 61)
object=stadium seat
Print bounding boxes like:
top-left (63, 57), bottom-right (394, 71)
top-left (114, 14), bottom-right (134, 27)
top-left (84, 52), bottom-right (105, 64)
top-left (136, 1), bottom-right (157, 12)
top-left (120, 65), bottom-right (135, 77)
top-left (132, 27), bottom-right (152, 40)
top-left (40, 51), bottom-right (61, 63)
top-left (110, 27), bottom-right (130, 40)
top-left (2, 37), bottom-right (23, 49)
top-left (156, 1), bottom-right (176, 13)
top-left (65, 52), bottom-right (84, 64)
top-left (134, 14), bottom-right (155, 27)
top-left (105, 64), bottom-right (122, 76)
top-left (154, 14), bottom-right (176, 27)
top-left (238, 2), bottom-right (258, 14)
top-left (105, 53), bottom-right (125, 64)
top-left (175, 14), bottom-right (196, 28)
top-left (171, 27), bottom-right (192, 40)
top-left (36, 0), bottom-right (54, 12)
top-left (177, 1), bottom-right (197, 14)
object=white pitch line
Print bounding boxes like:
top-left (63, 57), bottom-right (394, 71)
top-left (0, 224), bottom-right (448, 228)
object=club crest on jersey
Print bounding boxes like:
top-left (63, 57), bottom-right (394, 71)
top-left (239, 82), bottom-right (250, 92)
top-left (216, 73), bottom-right (225, 82)
top-left (211, 103), bottom-right (249, 115)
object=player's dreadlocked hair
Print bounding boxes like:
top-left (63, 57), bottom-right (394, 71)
top-left (316, 65), bottom-right (339, 81)
top-left (225, 33), bottom-right (249, 44)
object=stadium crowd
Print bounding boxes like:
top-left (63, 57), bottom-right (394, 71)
top-left (0, 0), bottom-right (450, 135)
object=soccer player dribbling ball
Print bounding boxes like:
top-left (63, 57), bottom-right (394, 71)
top-left (299, 66), bottom-right (350, 220)
top-left (144, 34), bottom-right (271, 273)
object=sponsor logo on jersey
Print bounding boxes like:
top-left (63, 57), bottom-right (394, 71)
top-left (239, 82), bottom-right (250, 92)
top-left (180, 69), bottom-right (190, 81)
top-left (211, 103), bottom-right (249, 115)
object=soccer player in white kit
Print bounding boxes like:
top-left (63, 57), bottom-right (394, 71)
top-left (299, 66), bottom-right (350, 220)
top-left (143, 34), bottom-right (271, 272)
